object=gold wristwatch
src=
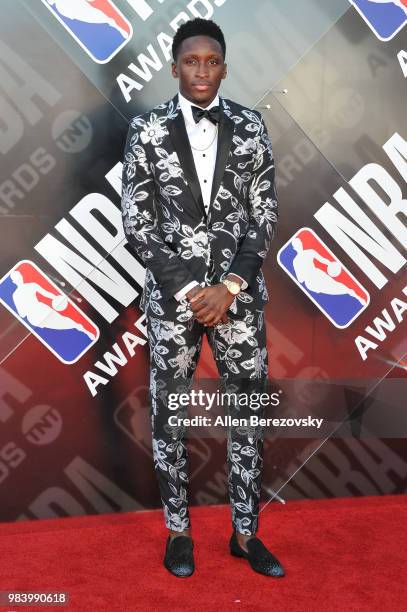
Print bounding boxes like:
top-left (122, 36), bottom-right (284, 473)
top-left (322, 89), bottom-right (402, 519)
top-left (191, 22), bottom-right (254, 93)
top-left (222, 278), bottom-right (241, 296)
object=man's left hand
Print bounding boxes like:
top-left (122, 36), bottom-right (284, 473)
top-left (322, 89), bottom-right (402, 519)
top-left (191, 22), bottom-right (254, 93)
top-left (189, 284), bottom-right (235, 326)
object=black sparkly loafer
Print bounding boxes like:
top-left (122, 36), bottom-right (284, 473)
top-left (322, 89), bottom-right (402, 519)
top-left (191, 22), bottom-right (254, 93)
top-left (163, 535), bottom-right (195, 577)
top-left (230, 531), bottom-right (285, 577)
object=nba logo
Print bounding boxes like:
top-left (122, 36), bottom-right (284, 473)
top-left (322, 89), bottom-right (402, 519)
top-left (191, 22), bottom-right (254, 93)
top-left (277, 228), bottom-right (370, 329)
top-left (41, 0), bottom-right (133, 63)
top-left (0, 260), bottom-right (99, 364)
top-left (349, 0), bottom-right (407, 40)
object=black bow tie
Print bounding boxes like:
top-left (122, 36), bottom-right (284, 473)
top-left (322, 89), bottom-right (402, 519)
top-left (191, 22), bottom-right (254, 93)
top-left (191, 105), bottom-right (221, 125)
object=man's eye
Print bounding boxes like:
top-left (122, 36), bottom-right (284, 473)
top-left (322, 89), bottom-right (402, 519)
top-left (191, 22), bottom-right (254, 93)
top-left (185, 59), bottom-right (219, 64)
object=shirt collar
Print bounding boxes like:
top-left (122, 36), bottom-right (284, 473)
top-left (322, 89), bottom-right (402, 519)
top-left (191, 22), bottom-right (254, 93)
top-left (178, 91), bottom-right (220, 127)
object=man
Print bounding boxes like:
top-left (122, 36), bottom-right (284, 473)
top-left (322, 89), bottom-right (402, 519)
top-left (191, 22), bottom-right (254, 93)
top-left (121, 18), bottom-right (284, 578)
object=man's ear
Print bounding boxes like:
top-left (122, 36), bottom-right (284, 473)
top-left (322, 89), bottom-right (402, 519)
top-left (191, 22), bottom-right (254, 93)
top-left (171, 62), bottom-right (178, 78)
top-left (222, 63), bottom-right (228, 79)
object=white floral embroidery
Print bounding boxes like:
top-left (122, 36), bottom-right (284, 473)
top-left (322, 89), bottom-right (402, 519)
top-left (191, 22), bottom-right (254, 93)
top-left (156, 148), bottom-right (183, 181)
top-left (138, 113), bottom-right (168, 146)
top-left (180, 228), bottom-right (210, 259)
top-left (150, 318), bottom-right (186, 343)
top-left (168, 345), bottom-right (197, 378)
top-left (217, 319), bottom-right (257, 345)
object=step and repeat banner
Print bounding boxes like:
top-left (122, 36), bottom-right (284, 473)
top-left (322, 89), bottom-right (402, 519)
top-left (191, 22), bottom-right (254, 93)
top-left (0, 0), bottom-right (406, 522)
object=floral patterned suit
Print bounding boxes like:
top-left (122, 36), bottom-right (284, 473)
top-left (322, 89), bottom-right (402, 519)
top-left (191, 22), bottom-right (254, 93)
top-left (121, 93), bottom-right (278, 535)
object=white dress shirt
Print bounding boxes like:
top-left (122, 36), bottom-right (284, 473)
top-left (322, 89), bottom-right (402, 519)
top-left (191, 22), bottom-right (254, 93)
top-left (173, 91), bottom-right (247, 301)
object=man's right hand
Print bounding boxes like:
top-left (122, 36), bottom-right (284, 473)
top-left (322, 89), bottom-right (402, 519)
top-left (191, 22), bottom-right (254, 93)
top-left (186, 286), bottom-right (202, 302)
top-left (186, 286), bottom-right (229, 325)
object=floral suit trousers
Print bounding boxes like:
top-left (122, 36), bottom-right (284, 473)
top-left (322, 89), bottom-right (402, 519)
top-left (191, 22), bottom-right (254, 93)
top-left (145, 287), bottom-right (269, 536)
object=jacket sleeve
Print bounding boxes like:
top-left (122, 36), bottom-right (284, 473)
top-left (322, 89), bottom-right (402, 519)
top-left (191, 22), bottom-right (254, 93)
top-left (228, 114), bottom-right (278, 288)
top-left (121, 118), bottom-right (197, 299)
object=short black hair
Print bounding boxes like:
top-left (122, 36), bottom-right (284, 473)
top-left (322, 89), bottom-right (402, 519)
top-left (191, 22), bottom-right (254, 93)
top-left (172, 18), bottom-right (226, 62)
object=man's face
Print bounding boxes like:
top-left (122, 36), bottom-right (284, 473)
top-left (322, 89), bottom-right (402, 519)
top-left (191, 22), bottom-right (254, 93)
top-left (172, 35), bottom-right (227, 107)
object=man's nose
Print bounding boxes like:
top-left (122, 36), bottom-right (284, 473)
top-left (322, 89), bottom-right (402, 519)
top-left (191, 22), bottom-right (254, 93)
top-left (195, 61), bottom-right (209, 78)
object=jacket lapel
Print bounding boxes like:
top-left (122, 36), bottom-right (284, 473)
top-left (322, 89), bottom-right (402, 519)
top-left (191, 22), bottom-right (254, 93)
top-left (167, 96), bottom-right (206, 218)
top-left (166, 94), bottom-right (235, 218)
top-left (210, 98), bottom-right (234, 208)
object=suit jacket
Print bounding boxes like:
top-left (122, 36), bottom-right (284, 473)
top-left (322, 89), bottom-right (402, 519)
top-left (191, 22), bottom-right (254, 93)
top-left (121, 92), bottom-right (278, 316)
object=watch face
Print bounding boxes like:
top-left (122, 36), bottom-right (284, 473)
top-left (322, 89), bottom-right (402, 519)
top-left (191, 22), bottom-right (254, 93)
top-left (225, 280), bottom-right (239, 295)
